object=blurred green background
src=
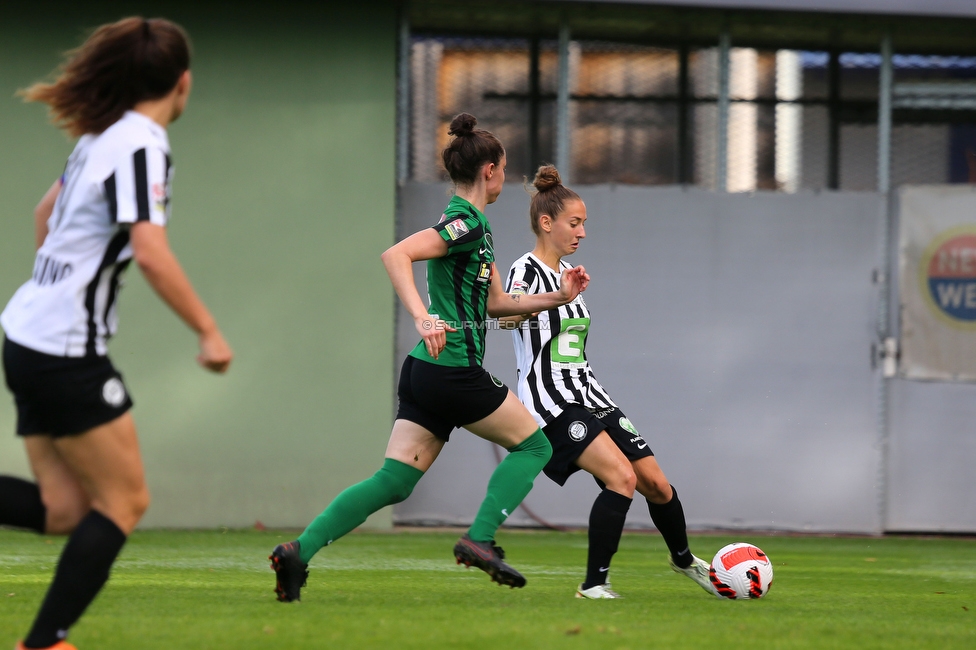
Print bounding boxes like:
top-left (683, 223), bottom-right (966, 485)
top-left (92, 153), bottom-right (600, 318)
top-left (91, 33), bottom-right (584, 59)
top-left (0, 1), bottom-right (398, 527)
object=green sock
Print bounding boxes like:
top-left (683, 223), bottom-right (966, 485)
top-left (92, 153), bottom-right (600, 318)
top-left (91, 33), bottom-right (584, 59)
top-left (468, 428), bottom-right (552, 543)
top-left (297, 458), bottom-right (423, 564)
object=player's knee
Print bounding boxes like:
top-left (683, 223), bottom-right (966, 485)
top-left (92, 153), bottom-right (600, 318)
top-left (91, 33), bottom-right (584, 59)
top-left (605, 466), bottom-right (637, 496)
top-left (40, 489), bottom-right (90, 535)
top-left (512, 428), bottom-right (551, 463)
top-left (125, 485), bottom-right (151, 523)
top-left (540, 436), bottom-right (553, 463)
top-left (642, 477), bottom-right (672, 504)
top-left (387, 477), bottom-right (415, 504)
top-left (377, 463), bottom-right (422, 505)
top-left (44, 503), bottom-right (89, 535)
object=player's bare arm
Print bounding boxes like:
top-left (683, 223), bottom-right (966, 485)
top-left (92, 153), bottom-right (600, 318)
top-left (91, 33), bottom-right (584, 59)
top-left (33, 179), bottom-right (61, 249)
top-left (486, 263), bottom-right (586, 318)
top-left (380, 227), bottom-right (456, 359)
top-left (130, 221), bottom-right (232, 373)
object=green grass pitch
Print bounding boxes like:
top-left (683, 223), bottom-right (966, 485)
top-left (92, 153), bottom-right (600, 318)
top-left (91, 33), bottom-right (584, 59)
top-left (1, 528), bottom-right (973, 649)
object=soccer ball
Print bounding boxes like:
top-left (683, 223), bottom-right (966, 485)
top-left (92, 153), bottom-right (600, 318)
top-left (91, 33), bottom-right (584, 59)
top-left (709, 543), bottom-right (774, 599)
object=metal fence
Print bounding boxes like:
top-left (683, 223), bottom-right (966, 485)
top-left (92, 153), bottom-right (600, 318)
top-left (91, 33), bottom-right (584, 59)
top-left (402, 32), bottom-right (976, 192)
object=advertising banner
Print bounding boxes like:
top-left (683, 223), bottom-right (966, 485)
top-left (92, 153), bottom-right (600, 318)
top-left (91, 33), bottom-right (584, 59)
top-left (899, 185), bottom-right (976, 380)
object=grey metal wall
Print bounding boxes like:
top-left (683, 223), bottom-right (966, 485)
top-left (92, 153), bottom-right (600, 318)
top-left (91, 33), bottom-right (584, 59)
top-left (394, 183), bottom-right (889, 533)
top-left (886, 380), bottom-right (976, 533)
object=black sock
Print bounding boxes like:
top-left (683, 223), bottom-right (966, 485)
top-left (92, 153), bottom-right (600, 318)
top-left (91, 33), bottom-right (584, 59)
top-left (647, 485), bottom-right (693, 569)
top-left (0, 476), bottom-right (46, 533)
top-left (24, 510), bottom-right (126, 649)
top-left (582, 489), bottom-right (632, 590)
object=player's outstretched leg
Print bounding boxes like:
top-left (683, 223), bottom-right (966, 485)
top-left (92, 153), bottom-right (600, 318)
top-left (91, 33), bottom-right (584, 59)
top-left (453, 428), bottom-right (551, 588)
top-left (270, 458), bottom-right (423, 602)
top-left (645, 483), bottom-right (718, 597)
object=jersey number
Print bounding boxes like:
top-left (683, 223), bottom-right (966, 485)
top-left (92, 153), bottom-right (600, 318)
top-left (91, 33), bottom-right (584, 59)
top-left (550, 317), bottom-right (589, 363)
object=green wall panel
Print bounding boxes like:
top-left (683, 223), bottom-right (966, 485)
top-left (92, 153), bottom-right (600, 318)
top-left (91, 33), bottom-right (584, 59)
top-left (0, 1), bottom-right (398, 528)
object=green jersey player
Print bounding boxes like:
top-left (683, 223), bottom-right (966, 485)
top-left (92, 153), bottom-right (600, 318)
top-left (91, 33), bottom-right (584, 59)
top-left (270, 114), bottom-right (588, 601)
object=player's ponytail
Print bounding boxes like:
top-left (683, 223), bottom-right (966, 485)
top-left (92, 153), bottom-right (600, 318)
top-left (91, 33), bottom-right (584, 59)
top-left (529, 164), bottom-right (581, 236)
top-left (20, 17), bottom-right (191, 136)
top-left (441, 113), bottom-right (505, 187)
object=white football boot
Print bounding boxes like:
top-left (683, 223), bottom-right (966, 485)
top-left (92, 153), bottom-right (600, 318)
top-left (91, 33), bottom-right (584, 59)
top-left (575, 582), bottom-right (622, 599)
top-left (669, 554), bottom-right (721, 597)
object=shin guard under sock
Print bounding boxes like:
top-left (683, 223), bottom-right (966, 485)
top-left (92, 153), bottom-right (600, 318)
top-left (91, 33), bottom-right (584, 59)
top-left (647, 485), bottom-right (693, 569)
top-left (468, 428), bottom-right (551, 543)
top-left (24, 510), bottom-right (126, 649)
top-left (297, 458), bottom-right (423, 564)
top-left (582, 489), bottom-right (632, 589)
top-left (0, 476), bottom-right (46, 533)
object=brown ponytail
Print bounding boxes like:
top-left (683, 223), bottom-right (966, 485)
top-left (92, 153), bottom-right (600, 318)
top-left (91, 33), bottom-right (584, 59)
top-left (529, 165), bottom-right (581, 236)
top-left (441, 113), bottom-right (505, 187)
top-left (19, 17), bottom-right (191, 136)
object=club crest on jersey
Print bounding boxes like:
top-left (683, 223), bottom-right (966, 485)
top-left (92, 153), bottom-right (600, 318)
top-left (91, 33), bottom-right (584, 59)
top-left (568, 420), bottom-right (588, 442)
top-left (476, 262), bottom-right (492, 283)
top-left (444, 219), bottom-right (469, 240)
top-left (490, 374), bottom-right (504, 388)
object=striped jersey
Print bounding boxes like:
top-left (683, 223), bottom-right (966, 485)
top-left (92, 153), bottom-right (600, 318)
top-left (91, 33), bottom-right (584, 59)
top-left (1, 111), bottom-right (172, 357)
top-left (409, 195), bottom-right (495, 367)
top-left (506, 252), bottom-right (616, 428)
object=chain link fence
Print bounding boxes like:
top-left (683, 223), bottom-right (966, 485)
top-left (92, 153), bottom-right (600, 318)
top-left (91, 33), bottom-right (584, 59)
top-left (406, 35), bottom-right (976, 191)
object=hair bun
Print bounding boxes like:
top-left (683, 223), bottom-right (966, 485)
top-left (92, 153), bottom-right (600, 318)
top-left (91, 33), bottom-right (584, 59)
top-left (448, 112), bottom-right (477, 137)
top-left (532, 165), bottom-right (562, 192)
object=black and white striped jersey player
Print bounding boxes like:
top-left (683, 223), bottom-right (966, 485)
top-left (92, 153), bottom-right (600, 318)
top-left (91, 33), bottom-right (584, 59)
top-left (503, 164), bottom-right (718, 601)
top-left (505, 252), bottom-right (617, 426)
top-left (1, 110), bottom-right (171, 357)
top-left (1, 20), bottom-right (231, 650)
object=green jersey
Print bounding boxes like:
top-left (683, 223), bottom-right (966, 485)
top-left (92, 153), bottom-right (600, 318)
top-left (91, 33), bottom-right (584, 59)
top-left (409, 195), bottom-right (495, 367)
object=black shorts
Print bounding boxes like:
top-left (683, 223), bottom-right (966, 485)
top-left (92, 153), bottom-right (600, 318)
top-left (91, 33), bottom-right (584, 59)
top-left (542, 404), bottom-right (654, 486)
top-left (2, 337), bottom-right (133, 437)
top-left (395, 355), bottom-right (509, 441)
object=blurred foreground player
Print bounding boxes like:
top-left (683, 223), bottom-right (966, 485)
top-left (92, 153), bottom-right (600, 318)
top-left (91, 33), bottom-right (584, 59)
top-left (0, 18), bottom-right (232, 649)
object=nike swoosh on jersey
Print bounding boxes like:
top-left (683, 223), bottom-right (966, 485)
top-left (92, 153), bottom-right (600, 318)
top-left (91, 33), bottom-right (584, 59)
top-left (501, 509), bottom-right (509, 517)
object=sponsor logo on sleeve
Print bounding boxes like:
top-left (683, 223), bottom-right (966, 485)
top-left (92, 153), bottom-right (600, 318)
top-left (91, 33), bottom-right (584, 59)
top-left (444, 219), bottom-right (470, 240)
top-left (477, 262), bottom-right (492, 283)
top-left (511, 279), bottom-right (529, 295)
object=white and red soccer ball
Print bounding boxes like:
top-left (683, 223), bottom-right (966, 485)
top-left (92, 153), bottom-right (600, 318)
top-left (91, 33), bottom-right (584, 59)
top-left (709, 543), bottom-right (774, 599)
